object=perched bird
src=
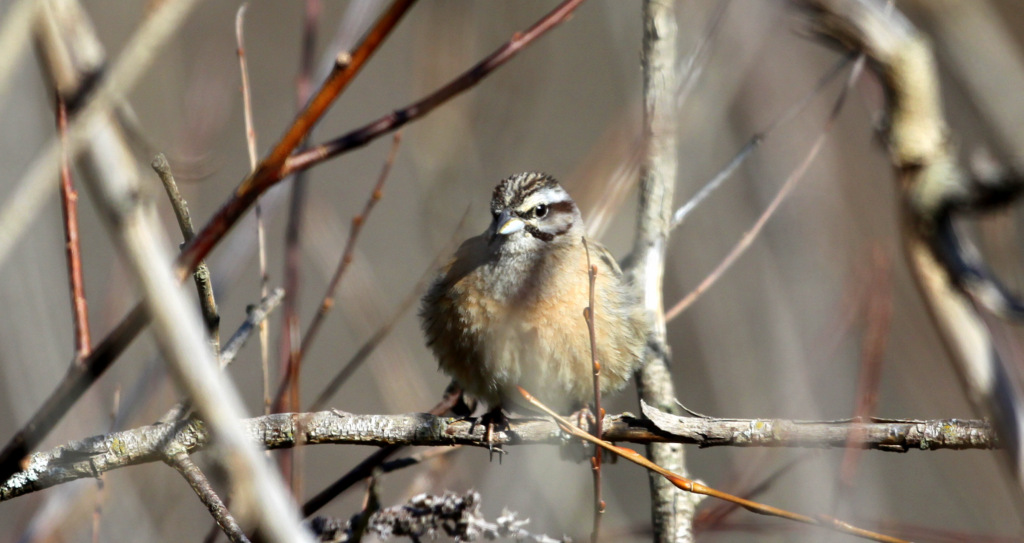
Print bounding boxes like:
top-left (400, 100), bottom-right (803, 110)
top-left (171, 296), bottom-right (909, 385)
top-left (420, 172), bottom-right (647, 417)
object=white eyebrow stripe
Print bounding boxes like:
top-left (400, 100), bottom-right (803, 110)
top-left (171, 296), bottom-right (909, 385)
top-left (519, 187), bottom-right (569, 211)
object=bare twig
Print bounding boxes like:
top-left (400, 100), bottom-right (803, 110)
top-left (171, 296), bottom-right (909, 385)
top-left (307, 207), bottom-right (468, 412)
top-left (2, 411), bottom-right (994, 503)
top-left (275, 133), bottom-right (401, 410)
top-left (280, 0), bottom-right (588, 177)
top-left (221, 288), bottom-right (286, 368)
top-left (275, 0), bottom-right (324, 495)
top-left (235, 3), bottom-right (272, 415)
top-left (665, 55), bottom-right (865, 322)
top-left (152, 153), bottom-right (221, 354)
top-left (582, 239), bottom-right (604, 542)
top-left (167, 452), bottom-right (249, 543)
top-left (521, 389), bottom-right (910, 543)
top-left (300, 133), bottom-right (401, 365)
top-left (56, 93), bottom-right (91, 360)
top-left (838, 248), bottom-right (892, 490)
top-left (669, 56), bottom-right (850, 230)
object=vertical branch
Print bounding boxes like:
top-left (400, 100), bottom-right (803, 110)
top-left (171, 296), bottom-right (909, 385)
top-left (276, 0), bottom-right (322, 494)
top-left (631, 1), bottom-right (695, 541)
top-left (582, 239), bottom-right (604, 543)
top-left (235, 3), bottom-right (272, 417)
top-left (56, 94), bottom-right (91, 359)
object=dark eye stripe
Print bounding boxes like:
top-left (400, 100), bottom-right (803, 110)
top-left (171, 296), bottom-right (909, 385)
top-left (547, 200), bottom-right (574, 215)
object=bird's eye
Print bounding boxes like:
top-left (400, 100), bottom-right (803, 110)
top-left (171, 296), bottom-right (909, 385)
top-left (534, 204), bottom-right (548, 218)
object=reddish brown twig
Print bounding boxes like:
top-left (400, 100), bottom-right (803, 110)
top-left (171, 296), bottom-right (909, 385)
top-left (666, 55), bottom-right (865, 322)
top-left (178, 0), bottom-right (416, 279)
top-left (301, 134), bottom-right (400, 370)
top-left (275, 0), bottom-right (324, 494)
top-left (274, 133), bottom-right (402, 411)
top-left (520, 387), bottom-right (909, 543)
top-left (306, 206), bottom-right (468, 412)
top-left (581, 239), bottom-right (604, 542)
top-left (280, 0), bottom-right (588, 178)
top-left (56, 94), bottom-right (91, 361)
top-left (838, 247), bottom-right (892, 492)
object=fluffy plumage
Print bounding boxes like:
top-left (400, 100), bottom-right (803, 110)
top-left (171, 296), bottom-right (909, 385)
top-left (420, 173), bottom-right (647, 413)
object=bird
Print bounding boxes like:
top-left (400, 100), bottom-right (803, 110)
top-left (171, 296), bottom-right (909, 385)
top-left (420, 172), bottom-right (647, 421)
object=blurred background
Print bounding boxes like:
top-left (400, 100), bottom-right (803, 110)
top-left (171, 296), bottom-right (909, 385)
top-left (1, 0), bottom-right (1023, 541)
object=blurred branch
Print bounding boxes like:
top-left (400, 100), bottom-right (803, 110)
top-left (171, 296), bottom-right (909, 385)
top-left (57, 92), bottom-right (91, 359)
top-left (0, 0), bottom-right (203, 269)
top-left (802, 0), bottom-right (1024, 488)
top-left (1, 411), bottom-right (995, 503)
top-left (0, 0), bottom-right (204, 491)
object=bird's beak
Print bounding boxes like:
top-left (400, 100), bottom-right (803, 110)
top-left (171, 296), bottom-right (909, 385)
top-left (491, 209), bottom-right (525, 241)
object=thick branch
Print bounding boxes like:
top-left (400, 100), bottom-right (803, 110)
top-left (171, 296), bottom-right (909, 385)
top-left (2, 411), bottom-right (995, 502)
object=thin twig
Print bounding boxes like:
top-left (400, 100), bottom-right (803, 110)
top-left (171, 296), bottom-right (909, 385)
top-left (519, 388), bottom-right (910, 543)
top-left (665, 55), bottom-right (866, 322)
top-left (838, 248), bottom-right (892, 493)
top-left (167, 452), bottom-right (249, 543)
top-left (221, 288), bottom-right (286, 368)
top-left (581, 239), bottom-right (604, 543)
top-left (275, 0), bottom-right (324, 495)
top-left (307, 206), bottom-right (469, 412)
top-left (56, 93), bottom-right (91, 360)
top-left (152, 153), bottom-right (221, 355)
top-left (273, 133), bottom-right (401, 412)
top-left (235, 2), bottom-right (272, 418)
top-left (280, 0), bottom-right (588, 177)
top-left (670, 56), bottom-right (851, 230)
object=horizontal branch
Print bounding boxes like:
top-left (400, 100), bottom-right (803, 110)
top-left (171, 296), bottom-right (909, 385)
top-left (1, 410), bottom-right (996, 502)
